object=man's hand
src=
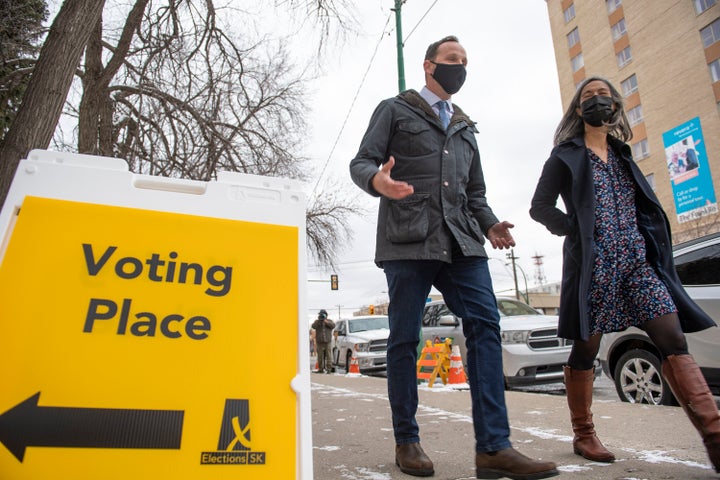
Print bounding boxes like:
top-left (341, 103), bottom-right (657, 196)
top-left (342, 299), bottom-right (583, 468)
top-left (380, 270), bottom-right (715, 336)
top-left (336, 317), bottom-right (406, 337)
top-left (371, 156), bottom-right (414, 200)
top-left (488, 221), bottom-right (516, 249)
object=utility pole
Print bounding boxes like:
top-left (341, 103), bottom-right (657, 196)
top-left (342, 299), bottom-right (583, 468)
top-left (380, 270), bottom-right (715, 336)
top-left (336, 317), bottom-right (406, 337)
top-left (506, 249), bottom-right (521, 301)
top-left (532, 252), bottom-right (546, 286)
top-left (392, 0), bottom-right (406, 93)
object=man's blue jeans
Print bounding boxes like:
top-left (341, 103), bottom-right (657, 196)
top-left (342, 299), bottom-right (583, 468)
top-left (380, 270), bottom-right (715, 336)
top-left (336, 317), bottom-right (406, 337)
top-left (383, 256), bottom-right (511, 453)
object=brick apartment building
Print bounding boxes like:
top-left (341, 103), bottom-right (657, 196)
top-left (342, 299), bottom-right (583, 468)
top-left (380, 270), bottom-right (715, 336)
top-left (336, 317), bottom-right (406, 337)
top-left (545, 0), bottom-right (720, 243)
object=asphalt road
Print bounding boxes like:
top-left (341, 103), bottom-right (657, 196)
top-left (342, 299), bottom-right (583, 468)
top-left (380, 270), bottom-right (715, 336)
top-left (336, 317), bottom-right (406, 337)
top-left (310, 368), bottom-right (719, 480)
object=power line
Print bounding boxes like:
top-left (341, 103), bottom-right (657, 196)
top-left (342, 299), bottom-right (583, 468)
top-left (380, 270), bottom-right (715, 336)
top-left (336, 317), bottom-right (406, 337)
top-left (309, 13), bottom-right (394, 205)
top-left (309, 0), bottom-right (441, 202)
top-left (402, 0), bottom-right (440, 46)
top-left (307, 261), bottom-right (378, 276)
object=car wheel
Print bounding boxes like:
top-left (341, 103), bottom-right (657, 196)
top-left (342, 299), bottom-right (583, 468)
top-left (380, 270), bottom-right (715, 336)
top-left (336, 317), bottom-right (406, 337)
top-left (346, 351), bottom-right (353, 371)
top-left (613, 348), bottom-right (675, 405)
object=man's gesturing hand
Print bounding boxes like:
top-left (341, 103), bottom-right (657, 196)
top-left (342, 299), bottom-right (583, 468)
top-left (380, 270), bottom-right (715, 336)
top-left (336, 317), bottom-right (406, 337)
top-left (371, 156), bottom-right (414, 200)
top-left (488, 221), bottom-right (516, 250)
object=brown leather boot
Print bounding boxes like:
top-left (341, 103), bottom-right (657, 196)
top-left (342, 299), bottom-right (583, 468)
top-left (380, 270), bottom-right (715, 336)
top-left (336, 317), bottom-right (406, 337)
top-left (395, 443), bottom-right (434, 477)
top-left (475, 447), bottom-right (558, 479)
top-left (662, 354), bottom-right (720, 472)
top-left (564, 366), bottom-right (616, 462)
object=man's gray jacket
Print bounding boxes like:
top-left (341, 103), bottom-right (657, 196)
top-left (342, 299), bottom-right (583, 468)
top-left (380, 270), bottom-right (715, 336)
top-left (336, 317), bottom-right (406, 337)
top-left (350, 89), bottom-right (500, 266)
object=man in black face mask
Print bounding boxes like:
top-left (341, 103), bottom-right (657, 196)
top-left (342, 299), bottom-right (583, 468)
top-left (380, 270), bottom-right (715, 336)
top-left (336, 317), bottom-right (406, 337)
top-left (350, 36), bottom-right (559, 479)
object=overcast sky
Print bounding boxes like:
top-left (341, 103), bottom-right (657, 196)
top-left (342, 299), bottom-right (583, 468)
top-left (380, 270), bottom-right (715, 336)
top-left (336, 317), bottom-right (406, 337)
top-left (37, 0), bottom-right (565, 323)
top-left (295, 0), bottom-right (569, 321)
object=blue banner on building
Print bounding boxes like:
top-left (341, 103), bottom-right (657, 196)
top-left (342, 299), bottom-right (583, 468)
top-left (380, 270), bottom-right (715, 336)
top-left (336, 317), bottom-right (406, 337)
top-left (662, 117), bottom-right (718, 223)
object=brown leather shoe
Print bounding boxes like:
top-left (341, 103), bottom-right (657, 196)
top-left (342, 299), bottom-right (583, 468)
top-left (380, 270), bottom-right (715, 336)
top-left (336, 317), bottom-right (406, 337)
top-left (395, 443), bottom-right (434, 477)
top-left (476, 447), bottom-right (558, 480)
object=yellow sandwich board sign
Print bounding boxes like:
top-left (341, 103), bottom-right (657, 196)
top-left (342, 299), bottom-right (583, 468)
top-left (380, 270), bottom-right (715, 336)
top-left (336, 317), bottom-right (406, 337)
top-left (0, 150), bottom-right (312, 479)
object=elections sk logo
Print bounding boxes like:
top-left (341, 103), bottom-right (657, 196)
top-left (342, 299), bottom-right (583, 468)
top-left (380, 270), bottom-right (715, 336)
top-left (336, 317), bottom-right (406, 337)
top-left (200, 399), bottom-right (266, 465)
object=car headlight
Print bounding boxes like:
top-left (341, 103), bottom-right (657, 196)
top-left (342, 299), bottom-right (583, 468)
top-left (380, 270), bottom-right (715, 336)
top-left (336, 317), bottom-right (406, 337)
top-left (354, 342), bottom-right (370, 352)
top-left (501, 330), bottom-right (529, 344)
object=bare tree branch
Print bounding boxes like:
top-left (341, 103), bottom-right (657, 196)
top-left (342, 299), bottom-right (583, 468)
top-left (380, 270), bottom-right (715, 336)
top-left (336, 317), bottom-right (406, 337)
top-left (3, 0), bottom-right (361, 264)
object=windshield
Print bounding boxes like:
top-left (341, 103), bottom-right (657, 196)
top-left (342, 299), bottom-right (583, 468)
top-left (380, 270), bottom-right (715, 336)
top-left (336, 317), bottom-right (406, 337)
top-left (349, 316), bottom-right (389, 333)
top-left (497, 299), bottom-right (540, 317)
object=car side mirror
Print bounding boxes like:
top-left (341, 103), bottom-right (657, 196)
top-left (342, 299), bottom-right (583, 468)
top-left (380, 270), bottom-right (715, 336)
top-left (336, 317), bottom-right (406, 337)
top-left (439, 314), bottom-right (458, 326)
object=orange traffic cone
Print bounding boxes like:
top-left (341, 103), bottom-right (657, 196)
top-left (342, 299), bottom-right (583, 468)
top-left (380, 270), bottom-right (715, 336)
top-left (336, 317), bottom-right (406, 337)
top-left (448, 345), bottom-right (469, 389)
top-left (347, 348), bottom-right (361, 376)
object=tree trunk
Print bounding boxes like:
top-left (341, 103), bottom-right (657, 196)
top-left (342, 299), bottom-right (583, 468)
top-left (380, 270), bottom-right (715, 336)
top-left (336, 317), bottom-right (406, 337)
top-left (78, 16), bottom-right (104, 155)
top-left (0, 0), bottom-right (105, 207)
top-left (78, 0), bottom-right (149, 157)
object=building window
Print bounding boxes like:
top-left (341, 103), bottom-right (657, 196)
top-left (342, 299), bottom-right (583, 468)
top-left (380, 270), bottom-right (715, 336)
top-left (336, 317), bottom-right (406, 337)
top-left (621, 74), bottom-right (638, 96)
top-left (633, 139), bottom-right (650, 160)
top-left (695, 0), bottom-right (717, 14)
top-left (564, 4), bottom-right (576, 23)
top-left (607, 0), bottom-right (622, 14)
top-left (611, 18), bottom-right (627, 40)
top-left (627, 104), bottom-right (644, 125)
top-left (645, 173), bottom-right (655, 191)
top-left (571, 52), bottom-right (584, 72)
top-left (701, 18), bottom-right (720, 47)
top-left (710, 58), bottom-right (720, 82)
top-left (616, 46), bottom-right (632, 68)
top-left (567, 27), bottom-right (580, 48)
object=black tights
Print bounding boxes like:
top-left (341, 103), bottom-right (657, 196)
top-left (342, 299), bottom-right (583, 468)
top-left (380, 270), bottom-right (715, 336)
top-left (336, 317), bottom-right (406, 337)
top-left (567, 313), bottom-right (689, 371)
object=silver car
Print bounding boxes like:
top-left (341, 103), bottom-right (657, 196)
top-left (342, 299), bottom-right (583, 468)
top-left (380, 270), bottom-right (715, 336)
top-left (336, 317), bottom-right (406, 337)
top-left (333, 315), bottom-right (389, 373)
top-left (598, 232), bottom-right (720, 405)
top-left (421, 297), bottom-right (574, 388)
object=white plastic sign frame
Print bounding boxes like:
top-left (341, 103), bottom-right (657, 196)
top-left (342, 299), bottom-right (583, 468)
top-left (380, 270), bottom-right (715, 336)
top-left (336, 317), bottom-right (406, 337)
top-left (0, 149), bottom-right (312, 480)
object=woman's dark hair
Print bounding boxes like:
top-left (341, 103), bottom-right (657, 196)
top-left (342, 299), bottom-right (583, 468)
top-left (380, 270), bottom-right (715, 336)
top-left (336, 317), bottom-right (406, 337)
top-left (553, 76), bottom-right (633, 146)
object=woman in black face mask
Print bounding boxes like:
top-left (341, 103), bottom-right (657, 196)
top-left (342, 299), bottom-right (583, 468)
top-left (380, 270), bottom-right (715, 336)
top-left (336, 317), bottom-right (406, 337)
top-left (529, 76), bottom-right (719, 470)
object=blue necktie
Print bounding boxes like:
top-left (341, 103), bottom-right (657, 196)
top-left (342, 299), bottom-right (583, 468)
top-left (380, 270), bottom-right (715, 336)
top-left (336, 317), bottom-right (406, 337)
top-left (436, 101), bottom-right (450, 129)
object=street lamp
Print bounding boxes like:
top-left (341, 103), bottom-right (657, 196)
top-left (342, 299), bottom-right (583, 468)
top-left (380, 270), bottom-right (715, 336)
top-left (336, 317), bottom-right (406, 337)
top-left (513, 264), bottom-right (530, 304)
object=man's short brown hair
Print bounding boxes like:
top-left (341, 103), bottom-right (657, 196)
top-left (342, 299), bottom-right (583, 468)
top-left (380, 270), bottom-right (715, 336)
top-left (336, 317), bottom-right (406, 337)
top-left (425, 35), bottom-right (460, 61)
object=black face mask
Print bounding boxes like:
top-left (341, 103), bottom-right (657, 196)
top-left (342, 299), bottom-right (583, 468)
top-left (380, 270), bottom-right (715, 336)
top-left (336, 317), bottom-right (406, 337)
top-left (430, 62), bottom-right (467, 95)
top-left (580, 95), bottom-right (614, 127)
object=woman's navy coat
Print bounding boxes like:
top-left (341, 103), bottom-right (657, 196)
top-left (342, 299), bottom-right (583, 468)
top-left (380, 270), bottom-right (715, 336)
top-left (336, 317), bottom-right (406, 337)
top-left (530, 135), bottom-right (715, 341)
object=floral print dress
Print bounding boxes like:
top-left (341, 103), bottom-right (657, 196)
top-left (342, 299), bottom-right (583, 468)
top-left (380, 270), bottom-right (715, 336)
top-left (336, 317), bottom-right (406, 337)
top-left (587, 147), bottom-right (676, 334)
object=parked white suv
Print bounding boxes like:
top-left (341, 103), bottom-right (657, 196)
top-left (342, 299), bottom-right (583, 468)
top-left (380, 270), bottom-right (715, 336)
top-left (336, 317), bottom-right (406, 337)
top-left (598, 232), bottom-right (720, 405)
top-left (332, 315), bottom-right (389, 374)
top-left (421, 297), bottom-right (574, 388)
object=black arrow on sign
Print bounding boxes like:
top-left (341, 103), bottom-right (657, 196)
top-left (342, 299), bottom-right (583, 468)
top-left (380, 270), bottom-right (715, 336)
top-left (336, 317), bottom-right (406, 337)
top-left (0, 392), bottom-right (184, 462)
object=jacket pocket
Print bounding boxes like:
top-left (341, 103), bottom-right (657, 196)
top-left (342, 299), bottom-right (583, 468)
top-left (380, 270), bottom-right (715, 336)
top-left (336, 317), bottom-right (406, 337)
top-left (392, 121), bottom-right (434, 157)
top-left (386, 194), bottom-right (430, 243)
top-left (563, 214), bottom-right (581, 264)
top-left (463, 211), bottom-right (484, 243)
top-left (456, 129), bottom-right (478, 170)
top-left (563, 234), bottom-right (581, 266)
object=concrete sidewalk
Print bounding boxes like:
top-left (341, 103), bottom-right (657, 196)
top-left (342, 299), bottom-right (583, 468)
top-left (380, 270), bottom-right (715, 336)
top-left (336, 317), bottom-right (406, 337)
top-left (311, 372), bottom-right (718, 480)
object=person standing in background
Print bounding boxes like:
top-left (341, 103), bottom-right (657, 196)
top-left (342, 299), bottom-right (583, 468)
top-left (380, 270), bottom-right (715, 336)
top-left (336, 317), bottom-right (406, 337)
top-left (312, 309), bottom-right (335, 374)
